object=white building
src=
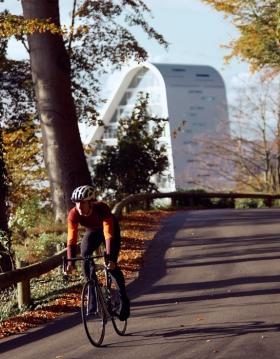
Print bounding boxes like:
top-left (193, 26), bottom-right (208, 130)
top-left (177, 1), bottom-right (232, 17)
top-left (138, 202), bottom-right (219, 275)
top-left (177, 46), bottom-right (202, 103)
top-left (87, 63), bottom-right (230, 191)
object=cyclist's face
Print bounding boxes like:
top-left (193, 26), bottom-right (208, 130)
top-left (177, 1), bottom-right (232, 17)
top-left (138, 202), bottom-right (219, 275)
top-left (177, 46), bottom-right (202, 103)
top-left (75, 200), bottom-right (91, 216)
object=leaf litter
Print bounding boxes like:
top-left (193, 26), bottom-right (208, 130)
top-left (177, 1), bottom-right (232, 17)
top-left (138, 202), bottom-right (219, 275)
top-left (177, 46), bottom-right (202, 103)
top-left (0, 210), bottom-right (171, 338)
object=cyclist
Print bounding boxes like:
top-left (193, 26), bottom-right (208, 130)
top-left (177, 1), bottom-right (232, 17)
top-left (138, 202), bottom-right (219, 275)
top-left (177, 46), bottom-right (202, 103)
top-left (66, 184), bottom-right (130, 321)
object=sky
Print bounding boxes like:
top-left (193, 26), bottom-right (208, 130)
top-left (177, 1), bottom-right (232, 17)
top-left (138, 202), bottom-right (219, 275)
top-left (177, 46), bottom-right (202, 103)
top-left (1, 0), bottom-right (250, 116)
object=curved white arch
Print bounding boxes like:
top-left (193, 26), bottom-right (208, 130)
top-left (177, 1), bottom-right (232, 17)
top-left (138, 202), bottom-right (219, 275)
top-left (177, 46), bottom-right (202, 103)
top-left (87, 62), bottom-right (168, 145)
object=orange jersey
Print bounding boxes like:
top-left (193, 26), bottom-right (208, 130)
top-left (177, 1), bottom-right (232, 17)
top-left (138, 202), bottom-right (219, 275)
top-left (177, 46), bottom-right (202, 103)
top-left (67, 201), bottom-right (115, 246)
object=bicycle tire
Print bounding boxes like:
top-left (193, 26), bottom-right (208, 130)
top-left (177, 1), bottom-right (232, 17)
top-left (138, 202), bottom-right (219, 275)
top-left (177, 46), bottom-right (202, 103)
top-left (109, 275), bottom-right (128, 336)
top-left (81, 280), bottom-right (106, 347)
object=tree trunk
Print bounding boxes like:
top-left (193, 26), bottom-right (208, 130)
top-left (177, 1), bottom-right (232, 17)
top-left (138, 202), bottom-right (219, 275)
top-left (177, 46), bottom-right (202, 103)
top-left (21, 0), bottom-right (91, 222)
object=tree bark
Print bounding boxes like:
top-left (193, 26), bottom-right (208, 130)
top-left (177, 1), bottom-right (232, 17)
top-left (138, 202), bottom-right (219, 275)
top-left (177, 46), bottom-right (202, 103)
top-left (21, 0), bottom-right (91, 222)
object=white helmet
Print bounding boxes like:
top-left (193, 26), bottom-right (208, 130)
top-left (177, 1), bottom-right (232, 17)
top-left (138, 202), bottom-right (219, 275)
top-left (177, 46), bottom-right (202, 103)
top-left (71, 185), bottom-right (95, 202)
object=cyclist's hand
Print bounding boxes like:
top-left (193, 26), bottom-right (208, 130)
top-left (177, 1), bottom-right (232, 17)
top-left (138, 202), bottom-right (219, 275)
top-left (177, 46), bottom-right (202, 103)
top-left (65, 263), bottom-right (76, 275)
top-left (105, 260), bottom-right (116, 270)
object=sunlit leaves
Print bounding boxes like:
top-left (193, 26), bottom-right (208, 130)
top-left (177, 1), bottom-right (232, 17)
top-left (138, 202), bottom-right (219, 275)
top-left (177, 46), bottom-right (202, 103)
top-left (3, 117), bottom-right (48, 212)
top-left (202, 0), bottom-right (280, 71)
top-left (0, 13), bottom-right (64, 38)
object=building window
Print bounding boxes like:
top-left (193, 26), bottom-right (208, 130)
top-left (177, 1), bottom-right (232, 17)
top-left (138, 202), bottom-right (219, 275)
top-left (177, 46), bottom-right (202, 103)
top-left (201, 96), bottom-right (215, 102)
top-left (103, 126), bottom-right (117, 139)
top-left (189, 89), bottom-right (202, 94)
top-left (120, 90), bottom-right (134, 106)
top-left (172, 68), bottom-right (186, 72)
top-left (129, 68), bottom-right (149, 88)
top-left (190, 106), bottom-right (204, 110)
top-left (196, 73), bottom-right (210, 78)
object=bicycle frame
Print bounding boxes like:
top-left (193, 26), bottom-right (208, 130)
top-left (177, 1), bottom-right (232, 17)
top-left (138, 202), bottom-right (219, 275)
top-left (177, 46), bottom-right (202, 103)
top-left (90, 262), bottom-right (112, 320)
top-left (63, 253), bottom-right (127, 346)
top-left (63, 254), bottom-right (110, 309)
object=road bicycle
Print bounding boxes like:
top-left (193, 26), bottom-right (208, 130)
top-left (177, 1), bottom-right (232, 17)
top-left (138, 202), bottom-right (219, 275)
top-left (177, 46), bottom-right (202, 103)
top-left (63, 254), bottom-right (127, 347)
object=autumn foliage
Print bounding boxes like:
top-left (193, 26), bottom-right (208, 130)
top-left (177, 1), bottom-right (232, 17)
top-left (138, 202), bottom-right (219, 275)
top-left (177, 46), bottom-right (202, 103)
top-left (0, 210), bottom-right (171, 339)
top-left (202, 0), bottom-right (280, 71)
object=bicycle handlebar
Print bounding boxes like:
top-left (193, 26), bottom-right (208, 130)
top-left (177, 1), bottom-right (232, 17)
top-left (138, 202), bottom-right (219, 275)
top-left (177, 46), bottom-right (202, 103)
top-left (63, 254), bottom-right (104, 262)
top-left (62, 254), bottom-right (106, 273)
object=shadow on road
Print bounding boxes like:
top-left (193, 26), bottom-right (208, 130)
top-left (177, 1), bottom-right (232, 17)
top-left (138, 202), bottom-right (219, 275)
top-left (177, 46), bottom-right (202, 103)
top-left (0, 212), bottom-right (184, 354)
top-left (104, 320), bottom-right (280, 348)
top-left (185, 208), bottom-right (280, 230)
top-left (127, 212), bottom-right (187, 299)
top-left (0, 311), bottom-right (81, 354)
top-left (131, 286), bottom-right (280, 308)
top-left (158, 320), bottom-right (280, 340)
top-left (126, 320), bottom-right (280, 344)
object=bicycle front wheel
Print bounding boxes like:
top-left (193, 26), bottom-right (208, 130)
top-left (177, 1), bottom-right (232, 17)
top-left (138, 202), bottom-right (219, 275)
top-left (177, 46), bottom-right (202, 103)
top-left (109, 276), bottom-right (127, 336)
top-left (81, 280), bottom-right (106, 347)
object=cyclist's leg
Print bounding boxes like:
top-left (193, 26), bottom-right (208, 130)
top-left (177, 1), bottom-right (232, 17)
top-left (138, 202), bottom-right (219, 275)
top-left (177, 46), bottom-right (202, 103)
top-left (109, 267), bottom-right (130, 320)
top-left (80, 230), bottom-right (104, 279)
top-left (109, 217), bottom-right (130, 320)
top-left (81, 230), bottom-right (104, 313)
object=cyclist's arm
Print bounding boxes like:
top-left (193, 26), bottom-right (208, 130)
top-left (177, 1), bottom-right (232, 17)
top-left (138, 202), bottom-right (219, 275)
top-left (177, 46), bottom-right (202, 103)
top-left (67, 215), bottom-right (79, 265)
top-left (103, 216), bottom-right (114, 257)
top-left (103, 215), bottom-right (116, 269)
top-left (95, 202), bottom-right (116, 268)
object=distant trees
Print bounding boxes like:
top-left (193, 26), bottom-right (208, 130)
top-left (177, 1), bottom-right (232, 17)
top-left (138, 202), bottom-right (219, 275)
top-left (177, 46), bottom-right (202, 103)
top-left (202, 0), bottom-right (280, 71)
top-left (200, 1), bottom-right (280, 192)
top-left (193, 73), bottom-right (280, 193)
top-left (229, 73), bottom-right (280, 193)
top-left (92, 93), bottom-right (169, 202)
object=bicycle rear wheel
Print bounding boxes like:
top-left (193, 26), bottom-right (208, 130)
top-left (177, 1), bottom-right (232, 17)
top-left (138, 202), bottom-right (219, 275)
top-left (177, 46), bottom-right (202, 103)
top-left (109, 276), bottom-right (127, 335)
top-left (81, 280), bottom-right (106, 347)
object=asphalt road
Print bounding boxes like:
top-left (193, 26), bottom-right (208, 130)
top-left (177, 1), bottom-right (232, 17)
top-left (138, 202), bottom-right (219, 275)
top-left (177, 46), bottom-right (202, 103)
top-left (2, 208), bottom-right (280, 358)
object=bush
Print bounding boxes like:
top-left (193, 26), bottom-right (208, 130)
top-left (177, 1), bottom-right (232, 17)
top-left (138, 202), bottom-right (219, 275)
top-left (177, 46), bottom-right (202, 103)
top-left (211, 197), bottom-right (235, 208)
top-left (0, 287), bottom-right (17, 321)
top-left (14, 232), bottom-right (67, 264)
top-left (10, 196), bottom-right (43, 230)
top-left (235, 198), bottom-right (266, 209)
top-left (272, 199), bottom-right (280, 208)
top-left (9, 197), bottom-right (56, 247)
top-left (173, 189), bottom-right (213, 209)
